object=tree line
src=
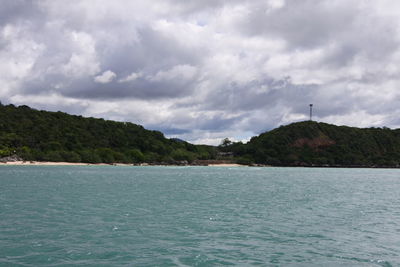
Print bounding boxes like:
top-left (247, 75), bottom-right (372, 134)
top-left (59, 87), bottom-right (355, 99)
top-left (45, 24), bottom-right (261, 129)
top-left (0, 103), bottom-right (215, 164)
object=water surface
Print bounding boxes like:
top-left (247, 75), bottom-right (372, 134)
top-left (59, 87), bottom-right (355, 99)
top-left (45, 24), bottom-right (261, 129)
top-left (1, 166), bottom-right (399, 266)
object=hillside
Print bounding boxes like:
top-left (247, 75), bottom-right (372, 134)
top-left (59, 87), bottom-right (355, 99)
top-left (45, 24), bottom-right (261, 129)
top-left (0, 103), bottom-right (215, 164)
top-left (223, 121), bottom-right (400, 167)
top-left (2, 103), bottom-right (400, 167)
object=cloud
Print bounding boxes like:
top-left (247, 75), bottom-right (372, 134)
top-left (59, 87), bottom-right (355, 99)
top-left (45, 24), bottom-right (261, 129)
top-left (62, 31), bottom-right (100, 78)
top-left (2, 0), bottom-right (400, 144)
top-left (119, 72), bottom-right (142, 83)
top-left (94, 70), bottom-right (116, 84)
top-left (150, 64), bottom-right (197, 82)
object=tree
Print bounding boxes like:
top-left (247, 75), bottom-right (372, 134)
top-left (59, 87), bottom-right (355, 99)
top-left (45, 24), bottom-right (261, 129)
top-left (220, 138), bottom-right (232, 147)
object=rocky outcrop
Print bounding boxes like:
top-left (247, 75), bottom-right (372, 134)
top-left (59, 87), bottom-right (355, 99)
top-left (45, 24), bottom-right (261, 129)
top-left (0, 155), bottom-right (23, 163)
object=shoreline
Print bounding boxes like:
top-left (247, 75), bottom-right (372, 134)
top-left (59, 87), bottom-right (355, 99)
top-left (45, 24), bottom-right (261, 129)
top-left (0, 161), bottom-right (244, 167)
top-left (1, 161), bottom-right (399, 169)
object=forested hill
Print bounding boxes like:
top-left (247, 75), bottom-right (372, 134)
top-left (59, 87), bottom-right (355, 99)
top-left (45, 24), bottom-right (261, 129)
top-left (222, 121), bottom-right (400, 167)
top-left (0, 103), bottom-right (215, 163)
top-left (2, 103), bottom-right (400, 167)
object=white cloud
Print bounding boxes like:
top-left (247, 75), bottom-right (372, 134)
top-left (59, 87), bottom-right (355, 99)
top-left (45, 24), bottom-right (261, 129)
top-left (94, 70), bottom-right (117, 84)
top-left (61, 31), bottom-right (100, 77)
top-left (266, 0), bottom-right (285, 12)
top-left (150, 65), bottom-right (197, 82)
top-left (0, 23), bottom-right (45, 98)
top-left (118, 72), bottom-right (142, 83)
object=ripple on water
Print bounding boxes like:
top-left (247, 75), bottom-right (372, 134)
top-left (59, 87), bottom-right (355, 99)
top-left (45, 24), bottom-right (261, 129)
top-left (1, 166), bottom-right (400, 266)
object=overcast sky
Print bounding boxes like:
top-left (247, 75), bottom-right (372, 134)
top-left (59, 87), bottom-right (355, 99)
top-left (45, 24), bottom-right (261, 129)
top-left (2, 0), bottom-right (400, 144)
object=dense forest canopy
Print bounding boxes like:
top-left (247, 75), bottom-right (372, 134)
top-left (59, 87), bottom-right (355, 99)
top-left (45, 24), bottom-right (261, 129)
top-left (0, 103), bottom-right (215, 163)
top-left (221, 121), bottom-right (400, 167)
top-left (1, 103), bottom-right (400, 167)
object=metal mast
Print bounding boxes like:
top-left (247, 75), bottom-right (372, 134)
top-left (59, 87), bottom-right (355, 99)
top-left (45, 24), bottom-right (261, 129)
top-left (309, 104), bottom-right (313, 121)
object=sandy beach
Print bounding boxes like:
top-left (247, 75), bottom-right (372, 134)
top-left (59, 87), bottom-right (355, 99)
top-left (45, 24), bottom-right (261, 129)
top-left (0, 161), bottom-right (127, 166)
top-left (207, 163), bottom-right (244, 167)
top-left (0, 161), bottom-right (245, 167)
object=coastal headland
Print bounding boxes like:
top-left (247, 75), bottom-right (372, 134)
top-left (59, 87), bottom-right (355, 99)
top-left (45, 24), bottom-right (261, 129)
top-left (2, 103), bottom-right (400, 168)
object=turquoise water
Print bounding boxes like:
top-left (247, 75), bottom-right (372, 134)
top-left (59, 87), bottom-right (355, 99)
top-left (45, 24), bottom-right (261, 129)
top-left (1, 166), bottom-right (400, 266)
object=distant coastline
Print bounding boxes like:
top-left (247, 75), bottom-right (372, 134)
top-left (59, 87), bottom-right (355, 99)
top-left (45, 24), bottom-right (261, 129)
top-left (0, 161), bottom-right (244, 167)
top-left (2, 161), bottom-right (400, 169)
top-left (3, 103), bottom-right (400, 168)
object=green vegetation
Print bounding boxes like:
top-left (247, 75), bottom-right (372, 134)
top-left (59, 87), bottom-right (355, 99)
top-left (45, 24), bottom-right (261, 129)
top-left (220, 121), bottom-right (400, 167)
top-left (2, 103), bottom-right (400, 167)
top-left (0, 103), bottom-right (216, 164)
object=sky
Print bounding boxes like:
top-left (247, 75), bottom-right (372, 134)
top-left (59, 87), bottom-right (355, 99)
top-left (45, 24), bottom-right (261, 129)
top-left (1, 0), bottom-right (400, 145)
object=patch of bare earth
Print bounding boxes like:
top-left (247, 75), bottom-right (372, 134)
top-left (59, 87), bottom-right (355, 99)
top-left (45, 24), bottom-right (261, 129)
top-left (292, 134), bottom-right (335, 150)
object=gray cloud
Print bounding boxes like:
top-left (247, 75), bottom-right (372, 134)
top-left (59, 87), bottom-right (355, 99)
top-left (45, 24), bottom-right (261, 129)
top-left (2, 0), bottom-right (400, 145)
top-left (0, 0), bottom-right (42, 26)
top-left (240, 1), bottom-right (356, 48)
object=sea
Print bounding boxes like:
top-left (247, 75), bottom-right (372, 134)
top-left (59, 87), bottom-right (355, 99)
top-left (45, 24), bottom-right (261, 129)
top-left (1, 166), bottom-right (399, 266)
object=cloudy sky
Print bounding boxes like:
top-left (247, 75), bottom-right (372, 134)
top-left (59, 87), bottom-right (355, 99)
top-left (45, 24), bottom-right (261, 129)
top-left (2, 0), bottom-right (400, 144)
